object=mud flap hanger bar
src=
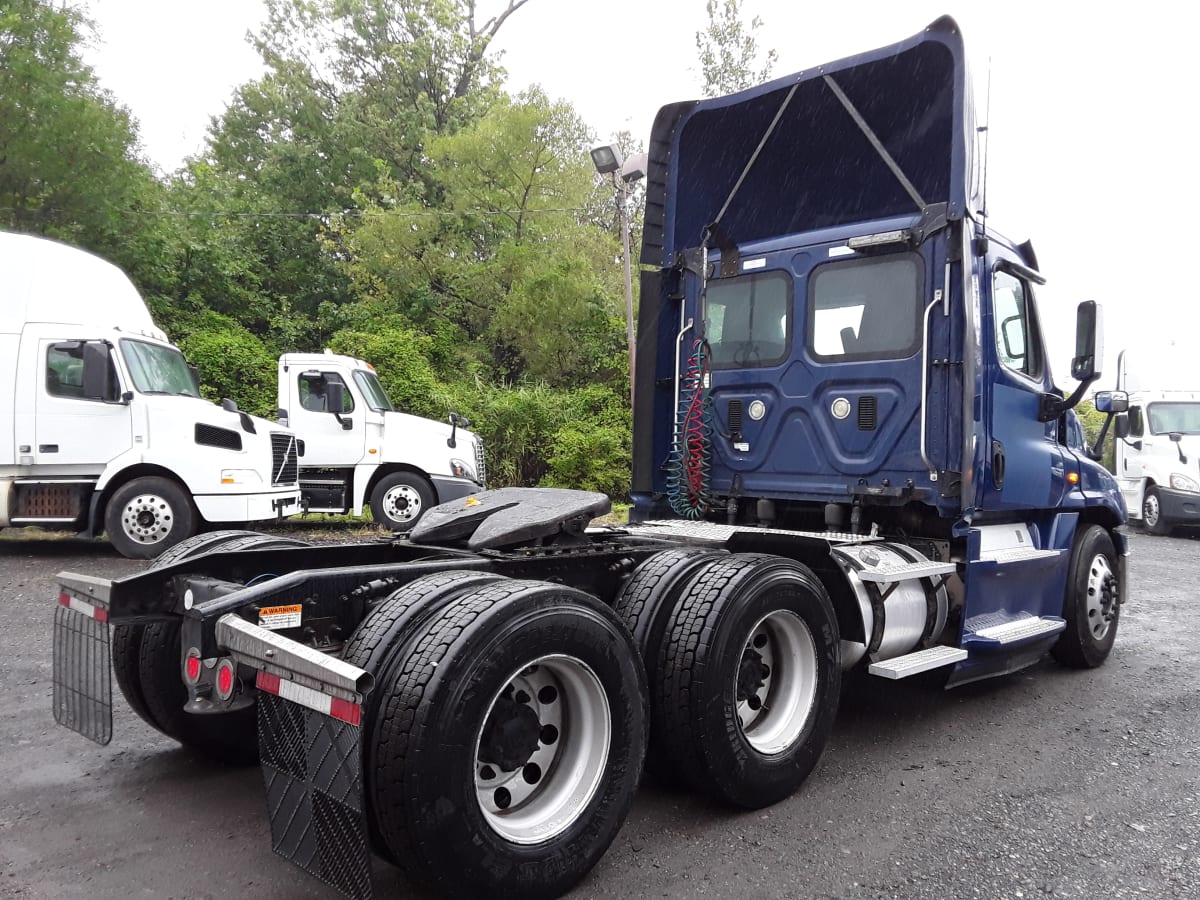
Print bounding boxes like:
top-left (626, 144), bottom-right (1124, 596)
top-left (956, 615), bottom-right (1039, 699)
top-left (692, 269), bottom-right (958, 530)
top-left (215, 613), bottom-right (373, 707)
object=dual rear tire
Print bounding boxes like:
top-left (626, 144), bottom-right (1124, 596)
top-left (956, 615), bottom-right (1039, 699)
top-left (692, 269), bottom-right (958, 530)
top-left (349, 574), bottom-right (647, 899)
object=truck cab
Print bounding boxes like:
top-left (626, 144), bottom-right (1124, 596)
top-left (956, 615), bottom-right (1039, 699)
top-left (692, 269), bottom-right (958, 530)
top-left (1112, 388), bottom-right (1200, 533)
top-left (0, 232), bottom-right (300, 558)
top-left (631, 15), bottom-right (1126, 684)
top-left (277, 351), bottom-right (484, 530)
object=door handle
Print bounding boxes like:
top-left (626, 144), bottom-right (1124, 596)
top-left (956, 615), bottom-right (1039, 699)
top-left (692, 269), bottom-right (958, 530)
top-left (991, 440), bottom-right (1006, 489)
top-left (39, 444), bottom-right (59, 453)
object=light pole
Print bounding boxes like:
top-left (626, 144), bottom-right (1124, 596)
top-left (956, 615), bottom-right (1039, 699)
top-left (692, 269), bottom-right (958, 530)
top-left (591, 144), bottom-right (646, 411)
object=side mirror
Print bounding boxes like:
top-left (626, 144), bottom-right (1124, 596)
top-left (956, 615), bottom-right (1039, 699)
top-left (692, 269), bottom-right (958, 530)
top-left (1070, 301), bottom-right (1103, 381)
top-left (1093, 390), bottom-right (1128, 413)
top-left (81, 342), bottom-right (115, 401)
top-left (325, 381), bottom-right (347, 415)
top-left (188, 364), bottom-right (201, 392)
top-left (1169, 432), bottom-right (1183, 443)
top-left (1113, 414), bottom-right (1130, 440)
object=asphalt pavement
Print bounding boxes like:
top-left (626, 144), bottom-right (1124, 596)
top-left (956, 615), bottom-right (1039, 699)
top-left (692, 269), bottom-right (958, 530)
top-left (1, 528), bottom-right (1197, 899)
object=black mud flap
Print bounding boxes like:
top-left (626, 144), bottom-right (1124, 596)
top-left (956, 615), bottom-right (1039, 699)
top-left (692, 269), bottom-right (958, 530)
top-left (52, 604), bottom-right (112, 745)
top-left (258, 692), bottom-right (373, 900)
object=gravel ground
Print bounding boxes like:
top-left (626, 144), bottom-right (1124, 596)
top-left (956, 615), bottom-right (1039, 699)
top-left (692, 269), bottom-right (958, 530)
top-left (0, 527), bottom-right (1197, 899)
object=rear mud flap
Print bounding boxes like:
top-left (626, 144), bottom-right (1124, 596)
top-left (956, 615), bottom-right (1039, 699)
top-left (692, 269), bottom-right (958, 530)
top-left (258, 692), bottom-right (373, 900)
top-left (52, 604), bottom-right (112, 745)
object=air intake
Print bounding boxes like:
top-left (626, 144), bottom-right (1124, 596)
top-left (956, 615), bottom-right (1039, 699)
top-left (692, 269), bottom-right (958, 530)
top-left (195, 424), bottom-right (242, 451)
top-left (858, 396), bottom-right (877, 431)
top-left (728, 399), bottom-right (744, 434)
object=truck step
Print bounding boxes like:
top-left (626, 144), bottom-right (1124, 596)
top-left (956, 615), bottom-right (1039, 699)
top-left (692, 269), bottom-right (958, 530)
top-left (855, 560), bottom-right (956, 584)
top-left (979, 547), bottom-right (1063, 564)
top-left (968, 615), bottom-right (1066, 645)
top-left (868, 645), bottom-right (967, 679)
top-left (625, 520), bottom-right (882, 545)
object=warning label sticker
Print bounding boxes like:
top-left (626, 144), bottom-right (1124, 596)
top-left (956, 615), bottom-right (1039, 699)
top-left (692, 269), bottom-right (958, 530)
top-left (258, 604), bottom-right (302, 630)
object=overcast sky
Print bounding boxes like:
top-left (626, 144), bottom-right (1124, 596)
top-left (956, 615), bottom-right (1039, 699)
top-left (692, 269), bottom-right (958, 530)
top-left (79, 0), bottom-right (1199, 388)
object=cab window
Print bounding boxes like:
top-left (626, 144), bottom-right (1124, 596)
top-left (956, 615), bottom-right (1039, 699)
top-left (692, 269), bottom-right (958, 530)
top-left (808, 253), bottom-right (922, 361)
top-left (706, 270), bottom-right (791, 369)
top-left (992, 269), bottom-right (1043, 379)
top-left (46, 342), bottom-right (118, 401)
top-left (298, 372), bottom-right (355, 413)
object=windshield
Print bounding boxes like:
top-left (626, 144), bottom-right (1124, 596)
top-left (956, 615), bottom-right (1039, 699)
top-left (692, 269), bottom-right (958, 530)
top-left (353, 370), bottom-right (394, 412)
top-left (1147, 402), bottom-right (1200, 435)
top-left (120, 339), bottom-right (200, 397)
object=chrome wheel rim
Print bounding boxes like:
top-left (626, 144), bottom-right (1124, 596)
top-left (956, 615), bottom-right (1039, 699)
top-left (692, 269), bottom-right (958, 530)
top-left (120, 493), bottom-right (174, 545)
top-left (1143, 492), bottom-right (1160, 527)
top-left (382, 484), bottom-right (422, 524)
top-left (474, 654), bottom-right (611, 844)
top-left (1085, 553), bottom-right (1118, 640)
top-left (736, 609), bottom-right (818, 755)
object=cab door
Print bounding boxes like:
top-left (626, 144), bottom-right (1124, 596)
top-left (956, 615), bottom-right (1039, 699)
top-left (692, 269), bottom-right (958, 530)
top-left (34, 339), bottom-right (132, 467)
top-left (977, 260), bottom-right (1067, 512)
top-left (289, 369), bottom-right (367, 467)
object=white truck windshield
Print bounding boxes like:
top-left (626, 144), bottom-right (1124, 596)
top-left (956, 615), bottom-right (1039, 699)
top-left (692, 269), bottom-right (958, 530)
top-left (1148, 402), bottom-right (1200, 435)
top-left (121, 340), bottom-right (200, 397)
top-left (353, 370), bottom-right (395, 412)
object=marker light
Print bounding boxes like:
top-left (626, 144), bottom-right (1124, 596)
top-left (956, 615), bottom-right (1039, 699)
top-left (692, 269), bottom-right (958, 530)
top-left (1067, 472), bottom-right (1080, 484)
top-left (184, 650), bottom-right (202, 685)
top-left (215, 659), bottom-right (236, 700)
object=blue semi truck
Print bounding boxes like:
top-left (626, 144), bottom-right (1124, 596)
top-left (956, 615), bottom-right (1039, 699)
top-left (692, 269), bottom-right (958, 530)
top-left (51, 16), bottom-right (1129, 900)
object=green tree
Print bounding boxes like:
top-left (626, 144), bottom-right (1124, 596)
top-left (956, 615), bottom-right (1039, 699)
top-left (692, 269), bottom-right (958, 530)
top-left (694, 0), bottom-right (777, 98)
top-left (0, 0), bottom-right (163, 269)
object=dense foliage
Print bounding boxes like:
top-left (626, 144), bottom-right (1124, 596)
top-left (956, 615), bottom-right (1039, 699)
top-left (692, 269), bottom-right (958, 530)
top-left (4, 0), bottom-right (665, 497)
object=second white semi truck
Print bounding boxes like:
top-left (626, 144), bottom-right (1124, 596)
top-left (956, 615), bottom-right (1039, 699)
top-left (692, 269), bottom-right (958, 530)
top-left (276, 351), bottom-right (484, 530)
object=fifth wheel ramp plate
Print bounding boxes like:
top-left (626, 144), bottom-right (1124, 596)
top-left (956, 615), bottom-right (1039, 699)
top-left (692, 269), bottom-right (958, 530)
top-left (410, 487), bottom-right (611, 550)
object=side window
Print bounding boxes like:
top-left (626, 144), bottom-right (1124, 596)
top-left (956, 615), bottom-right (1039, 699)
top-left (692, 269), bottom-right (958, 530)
top-left (298, 372), bottom-right (354, 413)
top-left (992, 269), bottom-right (1043, 379)
top-left (1128, 406), bottom-right (1144, 437)
top-left (46, 342), bottom-right (117, 401)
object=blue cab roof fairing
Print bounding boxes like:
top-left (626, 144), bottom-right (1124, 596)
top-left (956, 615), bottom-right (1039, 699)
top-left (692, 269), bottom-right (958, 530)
top-left (640, 16), bottom-right (981, 268)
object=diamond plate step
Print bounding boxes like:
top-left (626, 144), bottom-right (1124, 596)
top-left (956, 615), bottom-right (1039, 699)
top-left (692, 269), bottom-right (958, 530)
top-left (971, 615), bottom-right (1065, 644)
top-left (979, 547), bottom-right (1064, 564)
top-left (855, 560), bottom-right (956, 584)
top-left (868, 645), bottom-right (968, 679)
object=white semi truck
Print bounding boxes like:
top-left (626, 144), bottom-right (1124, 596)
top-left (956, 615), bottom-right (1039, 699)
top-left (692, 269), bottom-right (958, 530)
top-left (277, 351), bottom-right (484, 530)
top-left (0, 232), bottom-right (301, 558)
top-left (1106, 350), bottom-right (1200, 533)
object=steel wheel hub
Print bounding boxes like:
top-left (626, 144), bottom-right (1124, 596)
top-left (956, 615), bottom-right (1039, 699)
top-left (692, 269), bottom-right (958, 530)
top-left (736, 609), bottom-right (818, 756)
top-left (474, 655), bottom-right (611, 844)
top-left (1143, 493), bottom-right (1160, 527)
top-left (120, 494), bottom-right (173, 545)
top-left (382, 485), bottom-right (421, 523)
top-left (1086, 553), bottom-right (1118, 640)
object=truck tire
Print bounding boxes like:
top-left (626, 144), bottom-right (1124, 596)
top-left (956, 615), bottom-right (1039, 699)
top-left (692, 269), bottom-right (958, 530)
top-left (370, 471), bottom-right (435, 532)
top-left (611, 547), bottom-right (727, 778)
top-left (116, 532), bottom-right (310, 764)
top-left (1142, 485), bottom-right (1171, 535)
top-left (368, 580), bottom-right (647, 899)
top-left (342, 570), bottom-right (508, 861)
top-left (104, 476), bottom-right (198, 559)
top-left (654, 553), bottom-right (841, 809)
top-left (111, 530), bottom-right (274, 731)
top-left (1051, 525), bottom-right (1121, 669)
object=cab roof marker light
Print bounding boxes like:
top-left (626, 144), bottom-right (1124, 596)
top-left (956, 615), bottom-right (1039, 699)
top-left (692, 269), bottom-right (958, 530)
top-left (742, 257), bottom-right (767, 271)
top-left (847, 229), bottom-right (912, 249)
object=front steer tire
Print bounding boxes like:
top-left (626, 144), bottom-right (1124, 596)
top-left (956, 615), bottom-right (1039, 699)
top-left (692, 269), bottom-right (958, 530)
top-left (370, 471), bottom-right (435, 532)
top-left (104, 476), bottom-right (198, 559)
top-left (1051, 525), bottom-right (1121, 669)
top-left (368, 580), bottom-right (648, 900)
top-left (653, 553), bottom-right (841, 809)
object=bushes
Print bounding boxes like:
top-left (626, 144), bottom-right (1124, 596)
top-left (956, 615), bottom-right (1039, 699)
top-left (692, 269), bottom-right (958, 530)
top-left (431, 380), bottom-right (632, 499)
